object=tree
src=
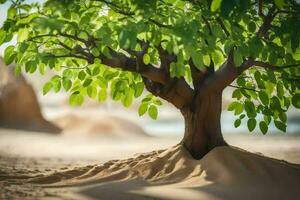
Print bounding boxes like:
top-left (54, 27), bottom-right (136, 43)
top-left (0, 0), bottom-right (300, 159)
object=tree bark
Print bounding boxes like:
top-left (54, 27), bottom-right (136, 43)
top-left (180, 91), bottom-right (227, 159)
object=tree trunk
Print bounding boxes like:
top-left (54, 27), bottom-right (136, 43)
top-left (180, 91), bottom-right (227, 159)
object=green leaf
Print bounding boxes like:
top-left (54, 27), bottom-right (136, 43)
top-left (7, 7), bottom-right (17, 19)
top-left (148, 105), bottom-right (158, 120)
top-left (3, 45), bottom-right (16, 65)
top-left (203, 55), bottom-right (211, 66)
top-left (63, 69), bottom-right (73, 78)
top-left (39, 64), bottom-right (45, 75)
top-left (291, 93), bottom-right (300, 108)
top-left (91, 48), bottom-right (100, 57)
top-left (233, 50), bottom-right (243, 66)
top-left (86, 68), bottom-right (92, 76)
top-left (20, 4), bottom-right (31, 12)
top-left (142, 96), bottom-right (152, 103)
top-left (228, 102), bottom-right (243, 115)
top-left (212, 50), bottom-right (223, 65)
top-left (239, 114), bottom-right (246, 119)
top-left (138, 103), bottom-right (148, 116)
top-left (274, 0), bottom-right (286, 9)
top-left (122, 90), bottom-right (133, 107)
top-left (247, 118), bottom-right (256, 132)
top-left (43, 82), bottom-right (53, 95)
top-left (83, 78), bottom-right (92, 87)
top-left (244, 101), bottom-right (256, 118)
top-left (14, 65), bottom-right (22, 75)
top-left (98, 89), bottom-right (107, 102)
top-left (191, 51), bottom-right (204, 69)
top-left (234, 119), bottom-right (241, 128)
top-left (259, 121), bottom-right (268, 135)
top-left (247, 21), bottom-right (256, 32)
top-left (234, 103), bottom-right (244, 115)
top-left (220, 0), bottom-right (236, 16)
top-left (278, 112), bottom-right (287, 123)
top-left (274, 120), bottom-right (286, 132)
top-left (270, 96), bottom-right (282, 111)
top-left (17, 28), bottom-right (29, 42)
top-left (52, 80), bottom-right (61, 93)
top-left (154, 99), bottom-right (162, 106)
top-left (92, 66), bottom-right (101, 76)
top-left (134, 82), bottom-right (144, 97)
top-left (87, 85), bottom-right (97, 99)
top-left (69, 93), bottom-right (84, 106)
top-left (254, 71), bottom-right (265, 89)
top-left (170, 62), bottom-right (185, 78)
top-left (224, 41), bottom-right (233, 55)
top-left (258, 91), bottom-right (269, 106)
top-left (0, 29), bottom-right (6, 45)
top-left (211, 0), bottom-right (222, 12)
top-left (143, 53), bottom-right (150, 65)
top-left (118, 30), bottom-right (136, 49)
top-left (78, 70), bottom-right (86, 80)
top-left (276, 81), bottom-right (284, 99)
top-left (25, 60), bottom-right (37, 73)
top-left (266, 71), bottom-right (276, 84)
top-left (62, 78), bottom-right (72, 91)
top-left (232, 89), bottom-right (242, 99)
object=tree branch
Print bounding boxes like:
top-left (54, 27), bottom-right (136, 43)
top-left (148, 18), bottom-right (172, 29)
top-left (97, 46), bottom-right (194, 108)
top-left (142, 77), bottom-right (193, 109)
top-left (188, 59), bottom-right (206, 88)
top-left (156, 42), bottom-right (176, 74)
top-left (98, 50), bottom-right (168, 84)
top-left (30, 30), bottom-right (194, 109)
top-left (58, 32), bottom-right (87, 44)
top-left (258, 0), bottom-right (265, 18)
top-left (57, 41), bottom-right (73, 51)
top-left (251, 60), bottom-right (300, 71)
top-left (216, 17), bottom-right (230, 37)
top-left (46, 53), bottom-right (87, 61)
top-left (198, 51), bottom-right (251, 93)
top-left (229, 84), bottom-right (258, 92)
top-left (202, 16), bottom-right (212, 35)
top-left (256, 5), bottom-right (276, 38)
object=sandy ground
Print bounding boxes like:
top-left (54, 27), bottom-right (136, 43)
top-left (1, 124), bottom-right (300, 200)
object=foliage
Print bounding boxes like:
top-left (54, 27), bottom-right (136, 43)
top-left (0, 0), bottom-right (299, 134)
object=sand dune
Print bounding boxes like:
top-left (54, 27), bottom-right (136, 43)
top-left (53, 113), bottom-right (149, 138)
top-left (21, 145), bottom-right (300, 200)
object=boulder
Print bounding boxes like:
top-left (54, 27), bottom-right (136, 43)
top-left (0, 58), bottom-right (61, 133)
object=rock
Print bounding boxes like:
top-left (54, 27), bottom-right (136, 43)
top-left (0, 58), bottom-right (61, 133)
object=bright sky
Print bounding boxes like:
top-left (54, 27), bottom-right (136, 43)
top-left (0, 2), bottom-right (12, 56)
top-left (0, 0), bottom-right (42, 56)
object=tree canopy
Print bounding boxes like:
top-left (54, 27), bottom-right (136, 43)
top-left (0, 0), bottom-right (300, 134)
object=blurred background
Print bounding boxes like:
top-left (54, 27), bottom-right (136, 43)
top-left (0, 1), bottom-right (300, 175)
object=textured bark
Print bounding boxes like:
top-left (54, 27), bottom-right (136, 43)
top-left (181, 92), bottom-right (227, 159)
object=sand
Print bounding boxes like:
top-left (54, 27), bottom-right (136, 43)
top-left (1, 109), bottom-right (300, 200)
top-left (1, 134), bottom-right (300, 200)
top-left (53, 113), bottom-right (149, 138)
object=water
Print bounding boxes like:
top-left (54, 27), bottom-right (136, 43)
top-left (144, 111), bottom-right (300, 136)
